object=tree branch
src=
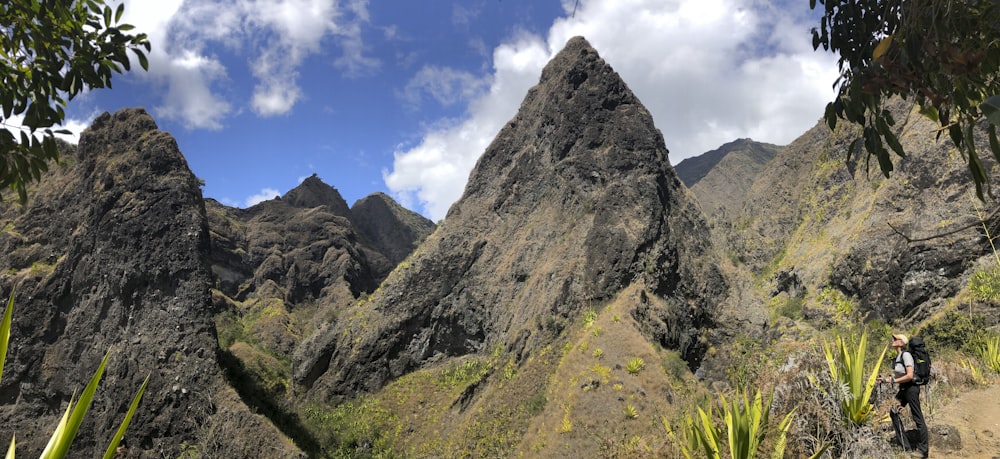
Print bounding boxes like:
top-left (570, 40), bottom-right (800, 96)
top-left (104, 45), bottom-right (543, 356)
top-left (888, 206), bottom-right (1000, 243)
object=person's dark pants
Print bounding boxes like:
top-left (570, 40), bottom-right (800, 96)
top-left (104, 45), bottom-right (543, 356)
top-left (897, 383), bottom-right (928, 456)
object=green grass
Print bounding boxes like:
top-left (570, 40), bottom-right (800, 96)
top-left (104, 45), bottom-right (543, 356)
top-left (969, 265), bottom-right (1000, 303)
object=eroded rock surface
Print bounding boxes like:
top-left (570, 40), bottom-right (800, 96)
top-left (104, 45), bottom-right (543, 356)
top-left (0, 109), bottom-right (301, 458)
top-left (295, 36), bottom-right (728, 400)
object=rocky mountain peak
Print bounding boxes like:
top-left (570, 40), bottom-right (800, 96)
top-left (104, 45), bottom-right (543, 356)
top-left (281, 173), bottom-right (352, 217)
top-left (350, 192), bottom-right (436, 265)
top-left (674, 138), bottom-right (780, 218)
top-left (0, 108), bottom-right (300, 457)
top-left (295, 36), bottom-right (727, 399)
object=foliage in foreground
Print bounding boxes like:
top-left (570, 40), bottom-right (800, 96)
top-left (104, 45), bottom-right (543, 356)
top-left (980, 335), bottom-right (1000, 374)
top-left (810, 0), bottom-right (1000, 199)
top-left (671, 389), bottom-right (797, 459)
top-left (1, 292), bottom-right (148, 458)
top-left (0, 0), bottom-right (150, 202)
top-left (819, 330), bottom-right (887, 426)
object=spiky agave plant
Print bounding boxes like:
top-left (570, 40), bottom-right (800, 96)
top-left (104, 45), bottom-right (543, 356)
top-left (979, 336), bottom-right (1000, 374)
top-left (1, 292), bottom-right (149, 459)
top-left (672, 389), bottom-right (798, 459)
top-left (820, 329), bottom-right (887, 426)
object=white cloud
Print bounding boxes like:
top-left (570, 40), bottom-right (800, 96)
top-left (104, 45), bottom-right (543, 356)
top-left (400, 66), bottom-right (490, 108)
top-left (385, 0), bottom-right (839, 221)
top-left (384, 32), bottom-right (550, 220)
top-left (2, 111), bottom-right (98, 145)
top-left (244, 187), bottom-right (281, 207)
top-left (119, 0), bottom-right (377, 127)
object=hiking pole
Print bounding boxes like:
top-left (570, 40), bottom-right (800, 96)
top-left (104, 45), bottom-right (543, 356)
top-left (926, 379), bottom-right (932, 420)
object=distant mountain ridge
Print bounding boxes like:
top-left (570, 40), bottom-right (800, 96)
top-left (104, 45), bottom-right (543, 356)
top-left (674, 138), bottom-right (780, 219)
top-left (674, 138), bottom-right (779, 188)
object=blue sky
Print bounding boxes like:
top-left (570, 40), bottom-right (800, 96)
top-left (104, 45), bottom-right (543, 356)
top-left (51, 0), bottom-right (838, 221)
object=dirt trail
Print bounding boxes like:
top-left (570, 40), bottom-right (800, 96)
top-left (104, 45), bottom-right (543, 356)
top-left (929, 383), bottom-right (1000, 458)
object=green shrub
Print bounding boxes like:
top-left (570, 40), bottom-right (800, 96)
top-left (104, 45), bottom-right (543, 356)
top-left (725, 336), bottom-right (768, 392)
top-left (439, 359), bottom-right (489, 388)
top-left (625, 357), bottom-right (645, 375)
top-left (969, 265), bottom-right (1000, 303)
top-left (583, 308), bottom-right (598, 328)
top-left (978, 336), bottom-right (1000, 374)
top-left (777, 295), bottom-right (804, 320)
top-left (624, 403), bottom-right (638, 420)
top-left (920, 310), bottom-right (988, 354)
top-left (661, 349), bottom-right (690, 381)
top-left (672, 389), bottom-right (797, 459)
top-left (818, 287), bottom-right (856, 319)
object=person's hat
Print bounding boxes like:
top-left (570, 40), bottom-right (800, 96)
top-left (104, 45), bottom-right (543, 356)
top-left (892, 333), bottom-right (908, 345)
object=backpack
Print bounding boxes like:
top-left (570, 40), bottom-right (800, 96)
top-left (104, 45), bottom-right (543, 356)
top-left (909, 336), bottom-right (931, 385)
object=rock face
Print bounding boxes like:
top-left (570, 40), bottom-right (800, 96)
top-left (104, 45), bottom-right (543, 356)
top-left (701, 98), bottom-right (1000, 323)
top-left (295, 36), bottom-right (727, 399)
top-left (0, 109), bottom-right (301, 458)
top-left (207, 177), bottom-right (393, 310)
top-left (351, 192), bottom-right (436, 266)
top-left (674, 138), bottom-right (780, 219)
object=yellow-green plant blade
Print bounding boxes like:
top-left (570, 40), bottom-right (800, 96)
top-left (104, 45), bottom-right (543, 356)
top-left (749, 390), bottom-right (766, 455)
top-left (770, 407), bottom-right (796, 459)
top-left (0, 292), bottom-right (14, 384)
top-left (102, 373), bottom-right (150, 459)
top-left (822, 339), bottom-right (838, 383)
top-left (807, 442), bottom-right (831, 459)
top-left (861, 344), bottom-right (889, 412)
top-left (40, 399), bottom-right (73, 459)
top-left (6, 434), bottom-right (14, 459)
top-left (46, 349), bottom-right (112, 458)
top-left (697, 406), bottom-right (722, 459)
top-left (723, 396), bottom-right (738, 459)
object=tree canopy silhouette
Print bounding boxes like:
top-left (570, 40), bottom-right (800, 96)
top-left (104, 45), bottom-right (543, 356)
top-left (811, 0), bottom-right (1000, 197)
top-left (1, 0), bottom-right (149, 202)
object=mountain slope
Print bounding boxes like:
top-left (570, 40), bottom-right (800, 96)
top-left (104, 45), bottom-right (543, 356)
top-left (721, 98), bottom-right (1000, 323)
top-left (296, 34), bottom-right (727, 402)
top-left (675, 138), bottom-right (780, 218)
top-left (351, 192), bottom-right (436, 266)
top-left (0, 109), bottom-right (301, 458)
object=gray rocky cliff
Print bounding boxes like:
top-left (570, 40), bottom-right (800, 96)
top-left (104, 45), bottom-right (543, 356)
top-left (717, 98), bottom-right (1000, 324)
top-left (351, 192), bottom-right (436, 266)
top-left (294, 36), bottom-right (728, 400)
top-left (0, 108), bottom-right (301, 458)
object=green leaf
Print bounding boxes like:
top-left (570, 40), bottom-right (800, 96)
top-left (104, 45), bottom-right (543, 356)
top-left (40, 400), bottom-right (72, 459)
top-left (988, 124), bottom-right (1000, 164)
top-left (0, 292), bottom-right (13, 384)
top-left (919, 105), bottom-right (939, 123)
top-left (102, 373), bottom-right (150, 459)
top-left (115, 3), bottom-right (125, 23)
top-left (965, 124), bottom-right (989, 200)
top-left (983, 94), bottom-right (1000, 126)
top-left (872, 34), bottom-right (893, 61)
top-left (135, 50), bottom-right (149, 71)
top-left (43, 349), bottom-right (112, 459)
top-left (949, 124), bottom-right (964, 149)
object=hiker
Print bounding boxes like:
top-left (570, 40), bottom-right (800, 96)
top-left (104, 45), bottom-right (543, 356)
top-left (879, 333), bottom-right (928, 458)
